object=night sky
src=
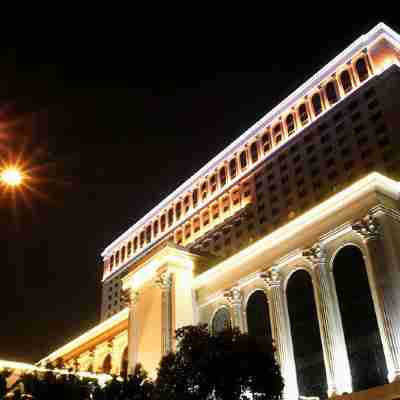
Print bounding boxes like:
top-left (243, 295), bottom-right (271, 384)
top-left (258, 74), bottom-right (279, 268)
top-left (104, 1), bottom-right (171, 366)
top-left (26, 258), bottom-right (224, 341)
top-left (0, 14), bottom-right (397, 363)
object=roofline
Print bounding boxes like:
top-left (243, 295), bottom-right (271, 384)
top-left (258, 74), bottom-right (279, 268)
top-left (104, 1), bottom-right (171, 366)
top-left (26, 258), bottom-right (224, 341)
top-left (102, 22), bottom-right (400, 257)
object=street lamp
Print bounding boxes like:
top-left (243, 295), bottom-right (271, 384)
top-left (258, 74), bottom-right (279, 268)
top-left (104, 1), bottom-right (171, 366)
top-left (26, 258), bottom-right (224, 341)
top-left (0, 166), bottom-right (24, 187)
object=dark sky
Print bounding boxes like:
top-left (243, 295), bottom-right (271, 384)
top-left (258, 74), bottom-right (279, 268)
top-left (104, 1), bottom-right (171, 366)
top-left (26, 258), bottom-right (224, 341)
top-left (0, 13), bottom-right (398, 363)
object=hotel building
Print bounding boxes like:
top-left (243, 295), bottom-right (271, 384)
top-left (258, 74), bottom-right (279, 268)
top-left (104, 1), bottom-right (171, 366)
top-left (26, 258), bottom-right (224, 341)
top-left (40, 23), bottom-right (400, 400)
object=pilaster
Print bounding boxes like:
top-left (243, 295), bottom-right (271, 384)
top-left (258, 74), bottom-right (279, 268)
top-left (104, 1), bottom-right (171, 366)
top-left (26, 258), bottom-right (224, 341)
top-left (224, 286), bottom-right (245, 332)
top-left (352, 210), bottom-right (400, 382)
top-left (260, 266), bottom-right (299, 400)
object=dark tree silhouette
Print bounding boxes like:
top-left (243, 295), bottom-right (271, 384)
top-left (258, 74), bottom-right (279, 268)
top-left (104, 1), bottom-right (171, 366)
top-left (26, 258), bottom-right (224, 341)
top-left (154, 324), bottom-right (284, 400)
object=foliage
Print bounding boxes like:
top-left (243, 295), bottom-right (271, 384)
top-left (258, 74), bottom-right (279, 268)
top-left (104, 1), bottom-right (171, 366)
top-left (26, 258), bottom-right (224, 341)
top-left (154, 324), bottom-right (284, 400)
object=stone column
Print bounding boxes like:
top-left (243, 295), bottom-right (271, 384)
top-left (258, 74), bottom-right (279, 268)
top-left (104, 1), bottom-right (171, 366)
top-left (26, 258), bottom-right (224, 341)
top-left (123, 288), bottom-right (140, 374)
top-left (303, 243), bottom-right (352, 395)
top-left (224, 286), bottom-right (245, 332)
top-left (352, 211), bottom-right (400, 382)
top-left (261, 266), bottom-right (299, 400)
top-left (156, 271), bottom-right (174, 355)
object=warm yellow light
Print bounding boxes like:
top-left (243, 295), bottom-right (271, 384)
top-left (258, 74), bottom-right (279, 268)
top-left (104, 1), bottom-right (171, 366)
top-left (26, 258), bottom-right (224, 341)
top-left (1, 167), bottom-right (23, 187)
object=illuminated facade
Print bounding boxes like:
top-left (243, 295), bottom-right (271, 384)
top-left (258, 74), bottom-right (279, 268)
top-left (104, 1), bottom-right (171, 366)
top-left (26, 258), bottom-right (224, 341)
top-left (40, 23), bottom-right (400, 399)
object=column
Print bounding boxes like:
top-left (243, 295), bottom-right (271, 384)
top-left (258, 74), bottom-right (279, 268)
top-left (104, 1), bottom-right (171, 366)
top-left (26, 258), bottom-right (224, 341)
top-left (303, 243), bottom-right (352, 395)
top-left (156, 271), bottom-right (174, 355)
top-left (260, 266), bottom-right (299, 400)
top-left (352, 211), bottom-right (400, 382)
top-left (224, 286), bottom-right (245, 332)
top-left (123, 287), bottom-right (140, 374)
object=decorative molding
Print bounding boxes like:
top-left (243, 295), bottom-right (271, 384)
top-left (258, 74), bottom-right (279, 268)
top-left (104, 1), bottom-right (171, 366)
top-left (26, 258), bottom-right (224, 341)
top-left (223, 286), bottom-right (242, 307)
top-left (352, 213), bottom-right (380, 241)
top-left (302, 243), bottom-right (327, 266)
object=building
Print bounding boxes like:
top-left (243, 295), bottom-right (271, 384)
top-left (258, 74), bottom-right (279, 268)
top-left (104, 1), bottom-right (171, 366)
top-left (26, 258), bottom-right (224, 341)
top-left (40, 23), bottom-right (400, 400)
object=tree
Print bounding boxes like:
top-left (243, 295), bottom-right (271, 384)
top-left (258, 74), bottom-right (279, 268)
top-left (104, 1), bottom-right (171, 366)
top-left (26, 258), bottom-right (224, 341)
top-left (154, 324), bottom-right (284, 400)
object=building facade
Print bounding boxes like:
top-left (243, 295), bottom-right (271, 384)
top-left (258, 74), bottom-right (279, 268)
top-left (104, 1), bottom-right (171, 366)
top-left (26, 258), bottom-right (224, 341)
top-left (40, 23), bottom-right (400, 400)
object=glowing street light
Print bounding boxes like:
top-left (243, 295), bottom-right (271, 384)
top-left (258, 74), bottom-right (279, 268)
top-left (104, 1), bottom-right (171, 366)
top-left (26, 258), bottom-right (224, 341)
top-left (0, 166), bottom-right (24, 187)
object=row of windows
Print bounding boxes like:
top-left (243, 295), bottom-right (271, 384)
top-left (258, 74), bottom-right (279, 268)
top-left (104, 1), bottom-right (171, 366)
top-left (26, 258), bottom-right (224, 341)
top-left (105, 55), bottom-right (372, 274)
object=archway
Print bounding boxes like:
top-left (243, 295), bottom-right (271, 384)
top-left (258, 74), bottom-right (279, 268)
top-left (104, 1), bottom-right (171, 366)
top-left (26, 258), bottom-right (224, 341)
top-left (102, 354), bottom-right (112, 374)
top-left (333, 245), bottom-right (387, 391)
top-left (246, 290), bottom-right (272, 344)
top-left (121, 347), bottom-right (128, 378)
top-left (212, 307), bottom-right (231, 334)
top-left (287, 269), bottom-right (327, 399)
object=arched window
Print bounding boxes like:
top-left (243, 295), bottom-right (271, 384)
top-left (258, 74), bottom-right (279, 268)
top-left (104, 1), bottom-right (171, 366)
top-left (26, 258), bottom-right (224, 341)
top-left (312, 93), bottom-right (323, 116)
top-left (356, 58), bottom-right (369, 82)
top-left (121, 347), bottom-right (128, 378)
top-left (160, 215), bottom-right (166, 232)
top-left (183, 196), bottom-right (190, 213)
top-left (246, 291), bottom-right (272, 343)
top-left (240, 150), bottom-right (248, 169)
top-left (273, 123), bottom-right (283, 144)
top-left (286, 114), bottom-right (295, 135)
top-left (262, 131), bottom-right (271, 153)
top-left (176, 202), bottom-right (182, 220)
top-left (175, 230), bottom-right (183, 245)
top-left (153, 220), bottom-right (159, 238)
top-left (250, 142), bottom-right (259, 163)
top-left (212, 307), bottom-right (231, 335)
top-left (110, 255), bottom-right (114, 269)
top-left (192, 189), bottom-right (199, 208)
top-left (193, 217), bottom-right (200, 232)
top-left (127, 241), bottom-right (132, 256)
top-left (115, 250), bottom-right (120, 265)
top-left (202, 210), bottom-right (210, 226)
top-left (219, 167), bottom-right (227, 187)
top-left (287, 269), bottom-right (327, 399)
top-left (298, 103), bottom-right (309, 125)
top-left (168, 208), bottom-right (174, 227)
top-left (210, 174), bottom-right (217, 193)
top-left (340, 70), bottom-right (353, 93)
top-left (140, 231), bottom-right (145, 247)
top-left (333, 245), bottom-right (387, 391)
top-left (229, 158), bottom-right (237, 179)
top-left (146, 225), bottom-right (152, 243)
top-left (121, 246), bottom-right (126, 261)
top-left (325, 81), bottom-right (338, 104)
top-left (201, 181), bottom-right (208, 200)
top-left (102, 354), bottom-right (112, 374)
top-left (133, 237), bottom-right (138, 252)
top-left (184, 223), bottom-right (191, 239)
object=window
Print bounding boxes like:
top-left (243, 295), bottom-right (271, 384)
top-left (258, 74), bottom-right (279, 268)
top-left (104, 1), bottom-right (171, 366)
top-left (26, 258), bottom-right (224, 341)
top-left (219, 167), bottom-right (227, 187)
top-left (183, 196), bottom-right (190, 213)
top-left (146, 225), bottom-right (152, 243)
top-left (298, 103), bottom-right (308, 125)
top-left (261, 131), bottom-right (271, 153)
top-left (110, 255), bottom-right (114, 269)
top-left (356, 57), bottom-right (369, 82)
top-left (222, 196), bottom-right (230, 212)
top-left (121, 246), bottom-right (126, 261)
top-left (286, 114), bottom-right (295, 135)
top-left (210, 174), bottom-right (217, 193)
top-left (175, 202), bottom-right (182, 220)
top-left (240, 150), bottom-right (248, 169)
top-left (193, 218), bottom-right (200, 232)
top-left (202, 211), bottom-right (210, 226)
top-left (153, 220), bottom-right (159, 237)
top-left (185, 224), bottom-right (191, 239)
top-left (201, 181), bottom-right (208, 200)
top-left (229, 158), bottom-right (237, 179)
top-left (232, 190), bottom-right (240, 205)
top-left (312, 93), bottom-right (323, 116)
top-left (168, 208), bottom-right (174, 227)
top-left (326, 81), bottom-right (338, 104)
top-left (250, 142), bottom-right (259, 163)
top-left (192, 189), bottom-right (198, 208)
top-left (127, 242), bottom-right (132, 256)
top-left (340, 70), bottom-right (352, 93)
top-left (175, 230), bottom-right (183, 245)
top-left (212, 204), bottom-right (219, 219)
top-left (273, 123), bottom-right (282, 143)
top-left (133, 237), bottom-right (138, 252)
top-left (160, 215), bottom-right (166, 232)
